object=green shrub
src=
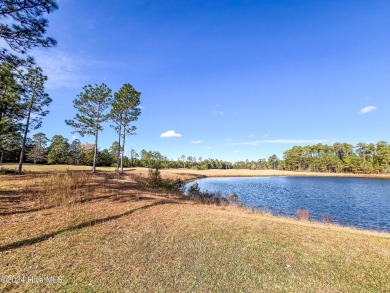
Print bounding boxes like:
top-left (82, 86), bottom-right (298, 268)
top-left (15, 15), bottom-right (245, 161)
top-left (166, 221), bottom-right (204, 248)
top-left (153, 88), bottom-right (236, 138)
top-left (147, 168), bottom-right (186, 194)
top-left (187, 182), bottom-right (202, 197)
top-left (147, 168), bottom-right (162, 187)
top-left (226, 192), bottom-right (240, 205)
top-left (187, 183), bottom-right (241, 206)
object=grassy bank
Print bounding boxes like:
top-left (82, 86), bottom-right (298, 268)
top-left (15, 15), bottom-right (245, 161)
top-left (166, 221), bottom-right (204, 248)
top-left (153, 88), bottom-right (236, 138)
top-left (0, 170), bottom-right (389, 292)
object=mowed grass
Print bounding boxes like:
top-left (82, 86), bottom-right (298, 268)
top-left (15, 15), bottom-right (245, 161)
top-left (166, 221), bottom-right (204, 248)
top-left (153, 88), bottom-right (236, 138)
top-left (0, 169), bottom-right (389, 292)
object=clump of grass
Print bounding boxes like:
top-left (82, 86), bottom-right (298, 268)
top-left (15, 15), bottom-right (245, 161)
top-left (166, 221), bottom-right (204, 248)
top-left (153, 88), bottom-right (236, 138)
top-left (322, 213), bottom-right (332, 224)
top-left (35, 171), bottom-right (90, 207)
top-left (0, 167), bottom-right (19, 175)
top-left (296, 209), bottom-right (311, 221)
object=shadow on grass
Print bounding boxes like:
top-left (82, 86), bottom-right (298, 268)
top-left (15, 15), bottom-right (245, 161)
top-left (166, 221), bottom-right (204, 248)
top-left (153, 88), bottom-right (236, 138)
top-left (0, 199), bottom-right (177, 253)
top-left (0, 189), bottom-right (42, 216)
top-left (0, 172), bottom-right (148, 216)
top-left (0, 206), bottom-right (55, 216)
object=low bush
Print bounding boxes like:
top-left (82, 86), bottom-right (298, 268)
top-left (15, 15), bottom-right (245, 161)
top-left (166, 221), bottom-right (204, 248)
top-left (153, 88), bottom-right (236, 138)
top-left (147, 168), bottom-right (186, 194)
top-left (322, 213), bottom-right (332, 224)
top-left (187, 182), bottom-right (241, 206)
top-left (296, 209), bottom-right (311, 221)
top-left (0, 167), bottom-right (19, 175)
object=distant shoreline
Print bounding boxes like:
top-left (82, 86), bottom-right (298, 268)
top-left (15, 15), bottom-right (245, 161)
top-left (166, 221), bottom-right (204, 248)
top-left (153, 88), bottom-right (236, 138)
top-left (156, 168), bottom-right (390, 180)
top-left (2, 163), bottom-right (390, 180)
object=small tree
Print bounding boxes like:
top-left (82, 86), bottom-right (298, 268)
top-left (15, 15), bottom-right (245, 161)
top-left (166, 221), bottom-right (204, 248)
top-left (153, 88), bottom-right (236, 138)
top-left (66, 84), bottom-right (112, 173)
top-left (68, 138), bottom-right (82, 165)
top-left (110, 83), bottom-right (141, 173)
top-left (28, 132), bottom-right (49, 163)
top-left (18, 67), bottom-right (51, 173)
top-left (80, 143), bottom-right (94, 165)
top-left (109, 141), bottom-right (120, 166)
top-left (47, 135), bottom-right (69, 164)
top-left (130, 148), bottom-right (138, 167)
top-left (98, 149), bottom-right (113, 167)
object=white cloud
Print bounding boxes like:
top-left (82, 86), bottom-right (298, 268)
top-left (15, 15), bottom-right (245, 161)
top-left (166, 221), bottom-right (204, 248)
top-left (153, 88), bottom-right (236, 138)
top-left (249, 134), bottom-right (255, 138)
top-left (191, 140), bottom-right (204, 144)
top-left (207, 146), bottom-right (213, 150)
top-left (32, 49), bottom-right (88, 88)
top-left (212, 110), bottom-right (224, 115)
top-left (359, 106), bottom-right (377, 114)
top-left (231, 139), bottom-right (329, 146)
top-left (160, 130), bottom-right (182, 138)
top-left (234, 150), bottom-right (240, 153)
top-left (225, 138), bottom-right (233, 142)
top-left (71, 135), bottom-right (78, 141)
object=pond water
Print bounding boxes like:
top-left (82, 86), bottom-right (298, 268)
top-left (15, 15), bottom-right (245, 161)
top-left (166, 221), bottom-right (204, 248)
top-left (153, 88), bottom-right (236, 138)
top-left (186, 176), bottom-right (390, 232)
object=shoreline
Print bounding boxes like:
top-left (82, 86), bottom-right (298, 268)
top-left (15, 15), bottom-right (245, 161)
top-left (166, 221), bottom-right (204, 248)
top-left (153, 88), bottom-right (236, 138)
top-left (156, 168), bottom-right (390, 180)
top-left (2, 163), bottom-right (390, 180)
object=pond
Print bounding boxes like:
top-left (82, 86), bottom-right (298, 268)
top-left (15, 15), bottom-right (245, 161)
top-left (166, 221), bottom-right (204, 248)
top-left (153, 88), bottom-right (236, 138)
top-left (186, 176), bottom-right (390, 232)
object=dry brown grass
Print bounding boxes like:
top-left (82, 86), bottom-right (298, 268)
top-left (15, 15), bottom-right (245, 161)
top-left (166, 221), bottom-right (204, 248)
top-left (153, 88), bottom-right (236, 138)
top-left (0, 163), bottom-right (121, 172)
top-left (0, 171), bottom-right (172, 215)
top-left (35, 172), bottom-right (90, 207)
top-left (0, 170), bottom-right (389, 292)
top-left (126, 167), bottom-right (390, 179)
top-left (3, 163), bottom-right (390, 179)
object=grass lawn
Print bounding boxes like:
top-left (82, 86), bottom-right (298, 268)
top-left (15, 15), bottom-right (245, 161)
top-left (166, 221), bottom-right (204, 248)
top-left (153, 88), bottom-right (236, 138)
top-left (0, 167), bottom-right (389, 292)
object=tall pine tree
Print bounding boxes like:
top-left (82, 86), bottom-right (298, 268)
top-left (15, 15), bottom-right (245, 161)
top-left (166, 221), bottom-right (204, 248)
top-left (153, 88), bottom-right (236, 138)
top-left (110, 83), bottom-right (141, 173)
top-left (18, 67), bottom-right (51, 173)
top-left (66, 83), bottom-right (112, 173)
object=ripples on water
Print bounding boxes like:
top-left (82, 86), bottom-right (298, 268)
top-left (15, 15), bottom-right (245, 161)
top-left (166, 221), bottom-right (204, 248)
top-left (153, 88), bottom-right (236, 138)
top-left (186, 177), bottom-right (390, 232)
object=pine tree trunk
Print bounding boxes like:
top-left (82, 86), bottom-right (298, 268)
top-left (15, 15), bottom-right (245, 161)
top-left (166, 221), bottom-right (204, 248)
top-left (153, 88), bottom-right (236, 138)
top-left (92, 130), bottom-right (99, 173)
top-left (92, 128), bottom-right (98, 173)
top-left (92, 102), bottom-right (102, 173)
top-left (18, 104), bottom-right (32, 174)
top-left (121, 128), bottom-right (126, 174)
top-left (117, 123), bottom-right (121, 170)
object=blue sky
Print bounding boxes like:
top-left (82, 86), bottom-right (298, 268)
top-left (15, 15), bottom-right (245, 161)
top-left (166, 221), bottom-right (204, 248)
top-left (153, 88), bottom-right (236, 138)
top-left (25, 0), bottom-right (390, 161)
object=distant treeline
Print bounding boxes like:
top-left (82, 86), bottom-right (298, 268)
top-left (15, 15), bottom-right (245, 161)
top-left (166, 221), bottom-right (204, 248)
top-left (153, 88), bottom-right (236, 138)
top-left (1, 133), bottom-right (389, 174)
top-left (282, 142), bottom-right (390, 173)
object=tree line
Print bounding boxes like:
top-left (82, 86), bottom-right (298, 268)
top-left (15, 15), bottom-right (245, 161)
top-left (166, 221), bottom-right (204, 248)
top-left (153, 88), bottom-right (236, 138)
top-left (2, 135), bottom-right (389, 174)
top-left (282, 142), bottom-right (390, 174)
top-left (133, 142), bottom-right (390, 174)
